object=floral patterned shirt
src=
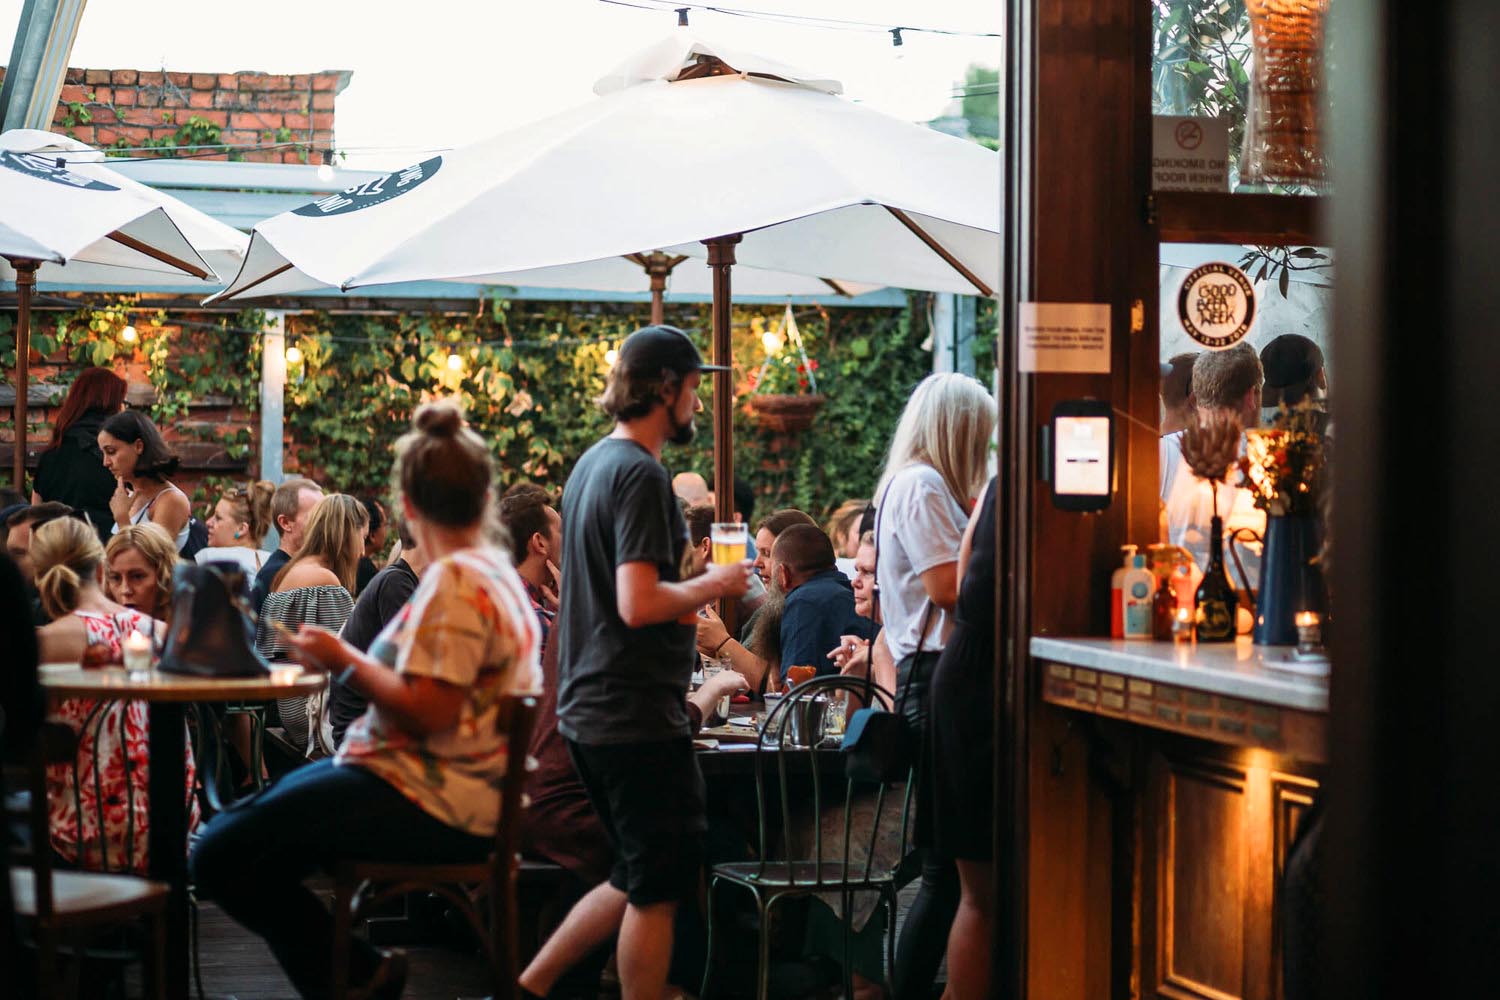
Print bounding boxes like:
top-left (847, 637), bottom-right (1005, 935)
top-left (336, 547), bottom-right (541, 836)
top-left (48, 609), bottom-right (200, 873)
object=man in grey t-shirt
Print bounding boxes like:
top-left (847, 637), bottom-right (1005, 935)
top-left (522, 326), bottom-right (751, 1000)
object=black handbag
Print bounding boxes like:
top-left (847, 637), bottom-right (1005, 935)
top-left (843, 496), bottom-right (933, 784)
top-left (157, 561), bottom-right (270, 677)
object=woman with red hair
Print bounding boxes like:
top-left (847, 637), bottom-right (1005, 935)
top-left (32, 367), bottom-right (127, 542)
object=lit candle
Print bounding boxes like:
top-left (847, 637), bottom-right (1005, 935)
top-left (1173, 606), bottom-right (1194, 643)
top-left (1295, 611), bottom-right (1323, 652)
top-left (123, 630), bottom-right (152, 676)
top-left (269, 665), bottom-right (303, 686)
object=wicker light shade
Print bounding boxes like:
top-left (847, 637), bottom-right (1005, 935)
top-left (1241, 0), bottom-right (1330, 185)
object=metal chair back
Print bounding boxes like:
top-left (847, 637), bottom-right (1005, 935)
top-left (751, 674), bottom-right (913, 888)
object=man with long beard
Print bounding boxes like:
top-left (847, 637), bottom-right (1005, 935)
top-left (521, 325), bottom-right (752, 1000)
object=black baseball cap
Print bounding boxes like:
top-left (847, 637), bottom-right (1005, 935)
top-left (618, 325), bottom-right (730, 377)
top-left (1260, 334), bottom-right (1324, 406)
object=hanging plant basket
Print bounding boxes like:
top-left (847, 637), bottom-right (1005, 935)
top-left (748, 393), bottom-right (826, 433)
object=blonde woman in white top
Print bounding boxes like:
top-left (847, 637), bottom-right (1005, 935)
top-left (873, 372), bottom-right (996, 998)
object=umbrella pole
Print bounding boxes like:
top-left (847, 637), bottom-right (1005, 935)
top-left (705, 234), bottom-right (742, 630)
top-left (11, 259), bottom-right (36, 492)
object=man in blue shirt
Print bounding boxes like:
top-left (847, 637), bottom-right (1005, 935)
top-left (771, 523), bottom-right (873, 682)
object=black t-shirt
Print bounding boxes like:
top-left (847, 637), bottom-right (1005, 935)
top-left (332, 558), bottom-right (419, 746)
top-left (557, 436), bottom-right (693, 745)
top-left (33, 411), bottom-right (115, 544)
top-left (251, 548), bottom-right (290, 616)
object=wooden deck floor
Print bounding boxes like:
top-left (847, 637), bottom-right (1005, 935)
top-left (189, 898), bottom-right (496, 1000)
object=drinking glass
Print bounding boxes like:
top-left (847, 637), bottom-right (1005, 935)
top-left (711, 522), bottom-right (748, 565)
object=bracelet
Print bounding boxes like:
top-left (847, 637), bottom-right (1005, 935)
top-left (712, 636), bottom-right (733, 657)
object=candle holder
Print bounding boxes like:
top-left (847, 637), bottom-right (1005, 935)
top-left (1293, 611), bottom-right (1328, 661)
top-left (1172, 606), bottom-right (1195, 644)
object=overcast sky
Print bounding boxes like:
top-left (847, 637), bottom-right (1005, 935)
top-left (2, 0), bottom-right (1002, 169)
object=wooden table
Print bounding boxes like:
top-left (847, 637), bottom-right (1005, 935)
top-left (40, 665), bottom-right (325, 1000)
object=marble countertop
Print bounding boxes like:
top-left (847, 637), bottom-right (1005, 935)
top-left (1030, 636), bottom-right (1329, 713)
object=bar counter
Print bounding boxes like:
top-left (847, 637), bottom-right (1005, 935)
top-left (1031, 635), bottom-right (1328, 762)
top-left (1026, 635), bottom-right (1327, 998)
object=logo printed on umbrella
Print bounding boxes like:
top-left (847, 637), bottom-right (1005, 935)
top-left (293, 156), bottom-right (443, 217)
top-left (0, 152), bottom-right (118, 191)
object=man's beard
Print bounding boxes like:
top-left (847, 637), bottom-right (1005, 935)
top-left (668, 411), bottom-right (697, 445)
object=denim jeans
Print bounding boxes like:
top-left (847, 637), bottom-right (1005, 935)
top-left (189, 758), bottom-right (490, 999)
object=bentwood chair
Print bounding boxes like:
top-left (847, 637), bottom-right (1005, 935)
top-left (701, 675), bottom-right (915, 1000)
top-left (6, 721), bottom-right (169, 1000)
top-left (329, 695), bottom-right (539, 1000)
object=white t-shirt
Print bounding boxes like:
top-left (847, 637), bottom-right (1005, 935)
top-left (1160, 431), bottom-right (1264, 591)
top-left (876, 464), bottom-right (969, 662)
top-left (195, 546), bottom-right (271, 577)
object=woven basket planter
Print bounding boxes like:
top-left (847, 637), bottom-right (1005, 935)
top-left (748, 394), bottom-right (826, 433)
top-left (1241, 0), bottom-right (1329, 184)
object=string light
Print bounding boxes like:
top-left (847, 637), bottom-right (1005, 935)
top-left (446, 351), bottom-right (465, 371)
top-left (890, 27), bottom-right (904, 47)
top-left (317, 150), bottom-right (335, 183)
top-left (285, 345), bottom-right (303, 364)
top-left (119, 325), bottom-right (137, 343)
top-left (761, 329), bottom-right (783, 355)
top-left (676, 6), bottom-right (689, 25)
top-left (604, 346), bottom-right (620, 367)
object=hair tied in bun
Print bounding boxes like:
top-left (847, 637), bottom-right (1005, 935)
top-left (414, 401), bottom-right (464, 437)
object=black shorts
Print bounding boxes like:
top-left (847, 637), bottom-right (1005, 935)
top-left (566, 737), bottom-right (708, 906)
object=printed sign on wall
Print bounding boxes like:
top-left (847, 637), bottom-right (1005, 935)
top-left (1018, 303), bottom-right (1111, 374)
top-left (1152, 116), bottom-right (1229, 192)
top-left (1178, 262), bottom-right (1256, 350)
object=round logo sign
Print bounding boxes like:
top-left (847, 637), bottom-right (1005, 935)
top-left (0, 152), bottom-right (118, 191)
top-left (1178, 261), bottom-right (1256, 350)
top-left (293, 156), bottom-right (442, 217)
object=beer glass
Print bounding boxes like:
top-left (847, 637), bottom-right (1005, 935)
top-left (711, 522), bottom-right (748, 565)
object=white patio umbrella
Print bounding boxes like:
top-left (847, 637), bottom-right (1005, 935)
top-left (0, 132), bottom-right (239, 487)
top-left (208, 33), bottom-right (1000, 526)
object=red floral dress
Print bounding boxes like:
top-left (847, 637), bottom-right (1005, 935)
top-left (46, 609), bottom-right (201, 874)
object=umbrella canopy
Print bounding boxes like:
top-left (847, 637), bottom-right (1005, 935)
top-left (0, 130), bottom-right (247, 287)
top-left (206, 34), bottom-right (999, 580)
top-left (1, 131), bottom-right (243, 489)
top-left (208, 33), bottom-right (998, 302)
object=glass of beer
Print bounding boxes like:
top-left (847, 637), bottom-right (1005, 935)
top-left (711, 522), bottom-right (748, 565)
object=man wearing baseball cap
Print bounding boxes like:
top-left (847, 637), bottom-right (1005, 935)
top-left (522, 325), bottom-right (751, 1000)
top-left (1260, 334), bottom-right (1328, 420)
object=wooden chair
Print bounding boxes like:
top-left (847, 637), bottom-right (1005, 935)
top-left (330, 695), bottom-right (539, 1000)
top-left (701, 675), bottom-right (914, 1000)
top-left (7, 721), bottom-right (169, 1000)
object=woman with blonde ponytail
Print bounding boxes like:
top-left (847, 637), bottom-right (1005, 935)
top-left (196, 479), bottom-right (276, 575)
top-left (31, 516), bottom-right (199, 873)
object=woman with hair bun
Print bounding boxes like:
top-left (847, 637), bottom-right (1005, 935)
top-left (31, 516), bottom-right (199, 873)
top-left (99, 409), bottom-right (191, 553)
top-left (196, 479), bottom-right (276, 575)
top-left (32, 367), bottom-right (127, 542)
top-left (192, 401), bottom-right (542, 1000)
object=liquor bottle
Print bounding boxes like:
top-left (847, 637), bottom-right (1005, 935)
top-left (1194, 515), bottom-right (1238, 643)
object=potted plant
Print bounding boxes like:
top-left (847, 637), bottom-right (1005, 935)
top-left (746, 306), bottom-right (825, 433)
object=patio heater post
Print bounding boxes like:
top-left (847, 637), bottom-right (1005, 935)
top-left (627, 252), bottom-right (690, 326)
top-left (11, 258), bottom-right (36, 491)
top-left (705, 233), bottom-right (742, 629)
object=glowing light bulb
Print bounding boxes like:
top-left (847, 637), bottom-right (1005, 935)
top-left (285, 346), bottom-right (303, 364)
top-left (120, 325), bottom-right (137, 343)
top-left (761, 331), bottom-right (783, 355)
top-left (604, 348), bottom-right (620, 367)
top-left (317, 150), bottom-right (335, 183)
top-left (446, 352), bottom-right (464, 372)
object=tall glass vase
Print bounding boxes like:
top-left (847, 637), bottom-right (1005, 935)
top-left (1253, 514), bottom-right (1326, 646)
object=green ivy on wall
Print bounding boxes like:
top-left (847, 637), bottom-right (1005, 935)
top-left (5, 295), bottom-right (935, 522)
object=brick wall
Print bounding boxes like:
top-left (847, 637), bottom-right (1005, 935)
top-left (0, 66), bottom-right (351, 163)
